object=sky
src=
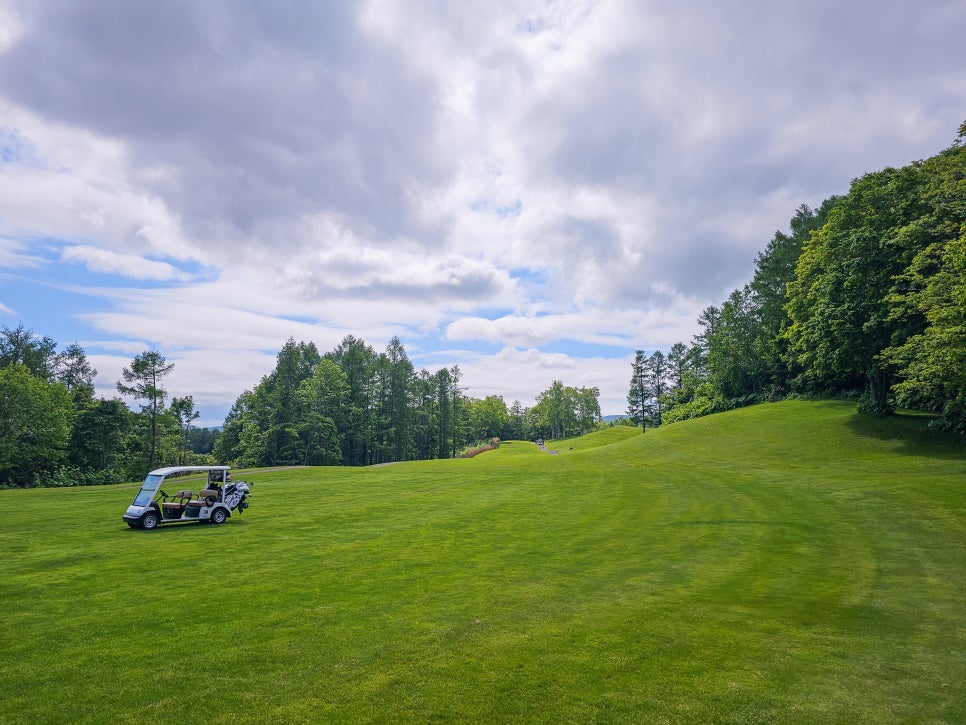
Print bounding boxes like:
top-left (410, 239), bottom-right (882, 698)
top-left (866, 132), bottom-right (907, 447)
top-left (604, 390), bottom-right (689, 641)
top-left (1, 0), bottom-right (964, 426)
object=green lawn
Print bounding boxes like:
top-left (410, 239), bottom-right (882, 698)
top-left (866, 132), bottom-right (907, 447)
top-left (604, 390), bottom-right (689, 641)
top-left (1, 400), bottom-right (963, 723)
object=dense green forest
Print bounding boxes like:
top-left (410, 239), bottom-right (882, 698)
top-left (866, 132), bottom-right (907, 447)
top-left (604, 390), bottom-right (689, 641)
top-left (628, 122), bottom-right (966, 435)
top-left (0, 333), bottom-right (218, 487)
top-left (2, 123), bottom-right (963, 487)
top-left (211, 334), bottom-right (601, 468)
top-left (0, 325), bottom-right (600, 486)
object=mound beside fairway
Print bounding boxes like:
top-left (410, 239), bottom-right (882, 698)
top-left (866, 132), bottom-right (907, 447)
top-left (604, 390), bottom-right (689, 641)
top-left (1, 401), bottom-right (963, 723)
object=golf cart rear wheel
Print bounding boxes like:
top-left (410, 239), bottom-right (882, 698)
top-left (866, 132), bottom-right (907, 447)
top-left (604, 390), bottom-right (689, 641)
top-left (210, 508), bottom-right (228, 525)
top-left (141, 511), bottom-right (159, 530)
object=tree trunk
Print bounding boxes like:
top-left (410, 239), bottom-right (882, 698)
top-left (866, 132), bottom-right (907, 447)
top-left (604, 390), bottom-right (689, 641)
top-left (866, 369), bottom-right (894, 415)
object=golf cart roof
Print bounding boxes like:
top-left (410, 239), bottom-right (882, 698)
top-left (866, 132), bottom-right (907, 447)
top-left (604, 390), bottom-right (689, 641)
top-left (148, 465), bottom-right (231, 478)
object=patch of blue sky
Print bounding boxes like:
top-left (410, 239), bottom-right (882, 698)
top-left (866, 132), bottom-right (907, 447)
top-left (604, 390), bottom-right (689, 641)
top-left (0, 128), bottom-right (41, 167)
top-left (159, 257), bottom-right (212, 279)
top-left (277, 313), bottom-right (319, 326)
top-left (0, 246), bottom-right (211, 347)
top-left (518, 16), bottom-right (547, 34)
top-left (496, 199), bottom-right (522, 218)
top-left (508, 267), bottom-right (550, 304)
top-left (468, 197), bottom-right (522, 219)
top-left (410, 344), bottom-right (497, 369)
top-left (409, 330), bottom-right (501, 355)
top-left (538, 339), bottom-right (633, 359)
top-left (461, 304), bottom-right (516, 321)
top-left (509, 267), bottom-right (547, 284)
top-left (0, 272), bottom-right (104, 345)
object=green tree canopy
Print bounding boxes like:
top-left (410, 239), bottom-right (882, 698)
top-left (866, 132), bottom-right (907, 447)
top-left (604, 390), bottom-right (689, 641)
top-left (786, 134), bottom-right (966, 413)
top-left (68, 398), bottom-right (132, 475)
top-left (467, 395), bottom-right (510, 440)
top-left (0, 365), bottom-right (72, 486)
top-left (0, 324), bottom-right (58, 380)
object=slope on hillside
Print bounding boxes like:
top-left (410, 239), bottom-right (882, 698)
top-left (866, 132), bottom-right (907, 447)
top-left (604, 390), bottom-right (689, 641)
top-left (540, 424), bottom-right (643, 452)
top-left (0, 401), bottom-right (962, 723)
top-left (581, 399), bottom-right (963, 473)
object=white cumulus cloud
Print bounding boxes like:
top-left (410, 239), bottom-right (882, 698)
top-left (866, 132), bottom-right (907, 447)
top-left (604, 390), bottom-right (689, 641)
top-left (0, 0), bottom-right (963, 420)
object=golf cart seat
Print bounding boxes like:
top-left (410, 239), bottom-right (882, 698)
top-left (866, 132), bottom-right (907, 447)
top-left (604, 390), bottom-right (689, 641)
top-left (162, 490), bottom-right (194, 511)
top-left (186, 489), bottom-right (220, 507)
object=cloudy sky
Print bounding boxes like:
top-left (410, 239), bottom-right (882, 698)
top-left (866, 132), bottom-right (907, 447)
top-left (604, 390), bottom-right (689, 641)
top-left (1, 0), bottom-right (964, 425)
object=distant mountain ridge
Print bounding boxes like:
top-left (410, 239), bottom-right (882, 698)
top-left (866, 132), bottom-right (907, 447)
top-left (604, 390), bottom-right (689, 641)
top-left (602, 414), bottom-right (629, 423)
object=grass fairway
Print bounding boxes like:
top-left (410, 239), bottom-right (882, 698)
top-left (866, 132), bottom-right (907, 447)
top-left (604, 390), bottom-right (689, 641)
top-left (1, 400), bottom-right (963, 723)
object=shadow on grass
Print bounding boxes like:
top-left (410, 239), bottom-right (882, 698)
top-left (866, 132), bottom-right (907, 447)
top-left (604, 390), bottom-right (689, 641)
top-left (122, 517), bottom-right (253, 535)
top-left (845, 411), bottom-right (966, 459)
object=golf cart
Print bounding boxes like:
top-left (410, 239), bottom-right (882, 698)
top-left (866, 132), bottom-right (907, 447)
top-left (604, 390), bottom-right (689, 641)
top-left (122, 466), bottom-right (251, 530)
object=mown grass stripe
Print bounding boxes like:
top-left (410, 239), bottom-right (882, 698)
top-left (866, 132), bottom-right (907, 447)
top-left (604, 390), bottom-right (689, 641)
top-left (0, 400), bottom-right (962, 723)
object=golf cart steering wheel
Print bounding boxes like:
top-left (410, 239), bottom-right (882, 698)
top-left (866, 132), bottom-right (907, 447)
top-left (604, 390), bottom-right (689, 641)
top-left (158, 490), bottom-right (169, 500)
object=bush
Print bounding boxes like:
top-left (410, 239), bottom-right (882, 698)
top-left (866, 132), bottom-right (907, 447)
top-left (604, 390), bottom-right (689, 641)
top-left (459, 438), bottom-right (500, 458)
top-left (663, 388), bottom-right (765, 425)
top-left (663, 397), bottom-right (715, 424)
top-left (35, 466), bottom-right (130, 488)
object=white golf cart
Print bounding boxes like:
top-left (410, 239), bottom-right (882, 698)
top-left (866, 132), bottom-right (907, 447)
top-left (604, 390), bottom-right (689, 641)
top-left (122, 465), bottom-right (252, 530)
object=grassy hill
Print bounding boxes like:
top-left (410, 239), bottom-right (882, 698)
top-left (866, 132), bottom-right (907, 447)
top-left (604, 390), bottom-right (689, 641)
top-left (1, 400), bottom-right (963, 723)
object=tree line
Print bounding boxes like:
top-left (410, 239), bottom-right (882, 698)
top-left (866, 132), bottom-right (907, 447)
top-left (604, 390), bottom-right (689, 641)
top-left (0, 325), bottom-right (601, 486)
top-left (628, 122), bottom-right (966, 434)
top-left (0, 326), bottom-right (216, 487)
top-left (212, 335), bottom-right (601, 467)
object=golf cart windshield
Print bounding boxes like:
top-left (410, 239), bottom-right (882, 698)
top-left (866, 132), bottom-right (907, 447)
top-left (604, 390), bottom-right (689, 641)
top-left (132, 474), bottom-right (164, 506)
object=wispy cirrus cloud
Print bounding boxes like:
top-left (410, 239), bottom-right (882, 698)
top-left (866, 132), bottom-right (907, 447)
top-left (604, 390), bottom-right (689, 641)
top-left (0, 236), bottom-right (45, 269)
top-left (60, 245), bottom-right (192, 281)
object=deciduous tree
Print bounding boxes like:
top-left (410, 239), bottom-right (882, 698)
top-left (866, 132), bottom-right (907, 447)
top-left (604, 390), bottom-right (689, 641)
top-left (0, 365), bottom-right (71, 486)
top-left (169, 395), bottom-right (200, 465)
top-left (467, 395), bottom-right (510, 440)
top-left (68, 398), bottom-right (131, 475)
top-left (0, 324), bottom-right (58, 380)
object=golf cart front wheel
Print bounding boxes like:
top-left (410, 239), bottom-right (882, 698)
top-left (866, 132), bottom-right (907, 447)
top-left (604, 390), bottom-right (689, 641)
top-left (141, 512), bottom-right (159, 530)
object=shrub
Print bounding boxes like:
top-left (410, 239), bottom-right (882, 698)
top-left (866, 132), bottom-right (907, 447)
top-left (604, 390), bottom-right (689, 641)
top-left (459, 438), bottom-right (500, 458)
top-left (36, 465), bottom-right (130, 488)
